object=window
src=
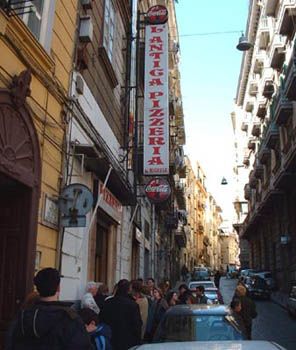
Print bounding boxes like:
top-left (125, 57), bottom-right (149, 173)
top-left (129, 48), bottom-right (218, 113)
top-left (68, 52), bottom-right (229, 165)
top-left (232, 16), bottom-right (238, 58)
top-left (103, 0), bottom-right (115, 61)
top-left (11, 0), bottom-right (55, 51)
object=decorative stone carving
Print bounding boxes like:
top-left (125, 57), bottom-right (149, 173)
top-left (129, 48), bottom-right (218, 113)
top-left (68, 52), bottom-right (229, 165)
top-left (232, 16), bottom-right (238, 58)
top-left (10, 69), bottom-right (32, 108)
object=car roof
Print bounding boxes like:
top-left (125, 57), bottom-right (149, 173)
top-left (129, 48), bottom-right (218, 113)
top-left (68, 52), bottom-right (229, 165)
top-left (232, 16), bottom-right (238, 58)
top-left (165, 304), bottom-right (229, 316)
top-left (132, 341), bottom-right (286, 350)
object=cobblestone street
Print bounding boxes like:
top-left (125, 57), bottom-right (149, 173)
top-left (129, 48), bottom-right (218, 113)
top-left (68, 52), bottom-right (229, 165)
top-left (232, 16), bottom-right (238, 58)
top-left (220, 277), bottom-right (296, 350)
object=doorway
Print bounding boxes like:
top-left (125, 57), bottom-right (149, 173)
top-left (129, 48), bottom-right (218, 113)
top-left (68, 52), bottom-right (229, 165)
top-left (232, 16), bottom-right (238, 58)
top-left (0, 173), bottom-right (32, 345)
top-left (95, 225), bottom-right (109, 284)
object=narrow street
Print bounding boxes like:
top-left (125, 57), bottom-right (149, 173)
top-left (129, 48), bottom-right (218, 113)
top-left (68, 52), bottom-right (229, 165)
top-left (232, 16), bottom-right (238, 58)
top-left (220, 277), bottom-right (296, 350)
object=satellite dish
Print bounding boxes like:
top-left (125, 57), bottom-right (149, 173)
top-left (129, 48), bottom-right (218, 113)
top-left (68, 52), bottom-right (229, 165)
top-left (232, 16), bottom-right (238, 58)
top-left (59, 183), bottom-right (93, 227)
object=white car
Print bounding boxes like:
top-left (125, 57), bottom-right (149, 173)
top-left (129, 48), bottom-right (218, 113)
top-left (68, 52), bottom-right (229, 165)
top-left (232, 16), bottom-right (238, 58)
top-left (189, 281), bottom-right (224, 304)
top-left (130, 341), bottom-right (287, 349)
top-left (189, 281), bottom-right (216, 289)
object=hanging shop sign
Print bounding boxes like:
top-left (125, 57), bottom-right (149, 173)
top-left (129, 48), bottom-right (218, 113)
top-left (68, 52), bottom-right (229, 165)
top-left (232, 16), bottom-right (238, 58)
top-left (98, 181), bottom-right (122, 223)
top-left (59, 183), bottom-right (93, 227)
top-left (146, 5), bottom-right (168, 25)
top-left (143, 6), bottom-right (169, 175)
top-left (145, 178), bottom-right (171, 203)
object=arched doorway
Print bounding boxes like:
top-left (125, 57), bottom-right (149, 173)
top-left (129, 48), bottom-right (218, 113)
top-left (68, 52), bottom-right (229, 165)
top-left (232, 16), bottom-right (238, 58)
top-left (0, 70), bottom-right (41, 345)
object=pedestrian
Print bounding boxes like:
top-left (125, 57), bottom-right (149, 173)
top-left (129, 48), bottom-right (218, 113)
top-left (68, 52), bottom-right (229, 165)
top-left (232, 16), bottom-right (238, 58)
top-left (7, 267), bottom-right (92, 349)
top-left (181, 264), bottom-right (189, 282)
top-left (179, 290), bottom-right (195, 305)
top-left (214, 270), bottom-right (221, 289)
top-left (150, 287), bottom-right (169, 338)
top-left (234, 285), bottom-right (257, 340)
top-left (196, 285), bottom-right (212, 304)
top-left (100, 279), bottom-right (142, 350)
top-left (131, 280), bottom-right (149, 340)
top-left (165, 291), bottom-right (179, 307)
top-left (178, 283), bottom-right (189, 299)
top-left (81, 281), bottom-right (100, 314)
top-left (78, 307), bottom-right (112, 350)
top-left (230, 297), bottom-right (247, 339)
top-left (94, 284), bottom-right (109, 310)
top-left (146, 278), bottom-right (155, 298)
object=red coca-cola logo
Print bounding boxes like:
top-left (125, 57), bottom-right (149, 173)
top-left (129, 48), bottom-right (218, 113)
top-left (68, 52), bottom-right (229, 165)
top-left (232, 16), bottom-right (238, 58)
top-left (147, 5), bottom-right (168, 25)
top-left (145, 178), bottom-right (171, 203)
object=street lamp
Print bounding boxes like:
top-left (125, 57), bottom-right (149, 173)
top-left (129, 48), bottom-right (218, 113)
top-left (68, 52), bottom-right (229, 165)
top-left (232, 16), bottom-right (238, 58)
top-left (236, 33), bottom-right (253, 51)
top-left (221, 177), bottom-right (228, 185)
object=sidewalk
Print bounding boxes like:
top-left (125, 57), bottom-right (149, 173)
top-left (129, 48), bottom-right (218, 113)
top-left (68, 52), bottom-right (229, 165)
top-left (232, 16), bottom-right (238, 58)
top-left (270, 290), bottom-right (289, 310)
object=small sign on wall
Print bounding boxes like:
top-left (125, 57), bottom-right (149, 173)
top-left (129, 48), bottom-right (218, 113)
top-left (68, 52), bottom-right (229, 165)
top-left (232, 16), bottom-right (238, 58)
top-left (42, 194), bottom-right (59, 229)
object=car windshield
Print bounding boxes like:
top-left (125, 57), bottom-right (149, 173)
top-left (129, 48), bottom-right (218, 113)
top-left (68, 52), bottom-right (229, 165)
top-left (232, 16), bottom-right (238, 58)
top-left (189, 281), bottom-right (215, 289)
top-left (155, 314), bottom-right (244, 342)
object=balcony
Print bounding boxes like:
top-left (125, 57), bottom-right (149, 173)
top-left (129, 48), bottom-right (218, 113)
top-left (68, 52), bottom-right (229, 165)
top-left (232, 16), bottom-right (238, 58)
top-left (251, 122), bottom-right (261, 137)
top-left (241, 122), bottom-right (248, 132)
top-left (244, 184), bottom-right (251, 200)
top-left (284, 57), bottom-right (296, 100)
top-left (258, 17), bottom-right (270, 50)
top-left (270, 34), bottom-right (286, 70)
top-left (249, 170), bottom-right (258, 189)
top-left (256, 101), bottom-right (267, 120)
top-left (265, 122), bottom-right (280, 149)
top-left (262, 81), bottom-right (275, 99)
top-left (175, 228), bottom-right (187, 248)
top-left (254, 50), bottom-right (265, 74)
top-left (246, 98), bottom-right (255, 113)
top-left (248, 137), bottom-right (256, 151)
top-left (258, 143), bottom-right (271, 164)
top-left (175, 181), bottom-right (186, 210)
top-left (265, 0), bottom-right (277, 16)
top-left (273, 93), bottom-right (293, 125)
top-left (278, 1), bottom-right (296, 38)
top-left (243, 157), bottom-right (250, 167)
top-left (249, 80), bottom-right (258, 96)
top-left (254, 159), bottom-right (264, 179)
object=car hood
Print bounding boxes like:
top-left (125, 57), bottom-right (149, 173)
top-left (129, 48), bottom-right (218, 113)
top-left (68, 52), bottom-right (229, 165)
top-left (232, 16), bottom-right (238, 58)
top-left (130, 341), bottom-right (286, 350)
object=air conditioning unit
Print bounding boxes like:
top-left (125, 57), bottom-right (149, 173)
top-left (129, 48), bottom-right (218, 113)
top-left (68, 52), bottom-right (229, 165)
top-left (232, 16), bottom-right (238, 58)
top-left (81, 0), bottom-right (93, 10)
top-left (79, 16), bottom-right (93, 43)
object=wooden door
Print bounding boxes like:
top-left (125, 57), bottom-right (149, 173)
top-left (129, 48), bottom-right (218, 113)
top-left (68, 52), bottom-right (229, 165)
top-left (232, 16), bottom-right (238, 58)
top-left (95, 225), bottom-right (109, 284)
top-left (0, 180), bottom-right (31, 346)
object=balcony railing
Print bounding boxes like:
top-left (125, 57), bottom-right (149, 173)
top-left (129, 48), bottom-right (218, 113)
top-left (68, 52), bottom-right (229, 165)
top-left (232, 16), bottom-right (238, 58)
top-left (270, 34), bottom-right (286, 70)
top-left (252, 122), bottom-right (261, 137)
top-left (273, 92), bottom-right (293, 125)
top-left (265, 122), bottom-right (280, 149)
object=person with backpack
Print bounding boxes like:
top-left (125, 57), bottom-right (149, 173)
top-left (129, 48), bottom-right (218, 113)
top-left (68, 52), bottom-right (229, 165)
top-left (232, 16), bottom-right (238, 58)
top-left (7, 268), bottom-right (93, 350)
top-left (79, 308), bottom-right (112, 350)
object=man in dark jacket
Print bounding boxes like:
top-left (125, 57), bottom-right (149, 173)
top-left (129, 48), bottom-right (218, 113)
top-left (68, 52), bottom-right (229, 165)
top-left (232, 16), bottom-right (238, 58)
top-left (234, 285), bottom-right (257, 339)
top-left (100, 279), bottom-right (142, 350)
top-left (8, 268), bottom-right (93, 350)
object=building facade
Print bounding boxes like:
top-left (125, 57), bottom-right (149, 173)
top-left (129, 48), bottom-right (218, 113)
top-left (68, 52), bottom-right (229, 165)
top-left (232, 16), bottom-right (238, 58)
top-left (0, 0), bottom-right (78, 344)
top-left (234, 0), bottom-right (296, 293)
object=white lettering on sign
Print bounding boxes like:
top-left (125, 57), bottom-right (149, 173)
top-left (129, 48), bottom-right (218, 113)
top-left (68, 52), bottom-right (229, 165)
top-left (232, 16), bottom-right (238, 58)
top-left (144, 23), bottom-right (169, 175)
top-left (98, 182), bottom-right (122, 223)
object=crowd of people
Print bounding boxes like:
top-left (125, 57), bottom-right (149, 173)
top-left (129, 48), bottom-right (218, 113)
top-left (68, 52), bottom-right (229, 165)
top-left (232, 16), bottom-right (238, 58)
top-left (5, 267), bottom-right (257, 350)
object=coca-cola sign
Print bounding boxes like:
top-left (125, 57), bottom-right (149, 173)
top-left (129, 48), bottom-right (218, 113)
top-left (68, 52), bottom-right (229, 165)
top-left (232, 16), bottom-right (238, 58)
top-left (145, 178), bottom-right (171, 203)
top-left (146, 5), bottom-right (168, 25)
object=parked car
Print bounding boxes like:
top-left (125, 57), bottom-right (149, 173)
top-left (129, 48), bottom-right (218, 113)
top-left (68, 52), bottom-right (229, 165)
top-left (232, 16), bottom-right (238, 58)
top-left (287, 285), bottom-right (296, 317)
top-left (240, 269), bottom-right (256, 282)
top-left (130, 341), bottom-right (287, 349)
top-left (188, 281), bottom-right (224, 304)
top-left (191, 268), bottom-right (210, 281)
top-left (244, 275), bottom-right (271, 300)
top-left (254, 271), bottom-right (276, 290)
top-left (153, 304), bottom-right (244, 342)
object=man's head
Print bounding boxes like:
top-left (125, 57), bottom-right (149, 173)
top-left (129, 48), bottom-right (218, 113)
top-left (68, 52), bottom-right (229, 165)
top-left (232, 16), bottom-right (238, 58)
top-left (116, 279), bottom-right (131, 296)
top-left (147, 278), bottom-right (155, 289)
top-left (235, 285), bottom-right (247, 297)
top-left (33, 268), bottom-right (61, 298)
top-left (86, 281), bottom-right (98, 296)
top-left (230, 297), bottom-right (242, 313)
top-left (178, 283), bottom-right (188, 295)
top-left (78, 308), bottom-right (99, 333)
top-left (196, 285), bottom-right (205, 297)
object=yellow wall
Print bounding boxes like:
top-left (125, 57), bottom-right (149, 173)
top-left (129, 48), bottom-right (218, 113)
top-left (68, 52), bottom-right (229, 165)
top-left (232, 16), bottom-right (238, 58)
top-left (0, 1), bottom-right (78, 269)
